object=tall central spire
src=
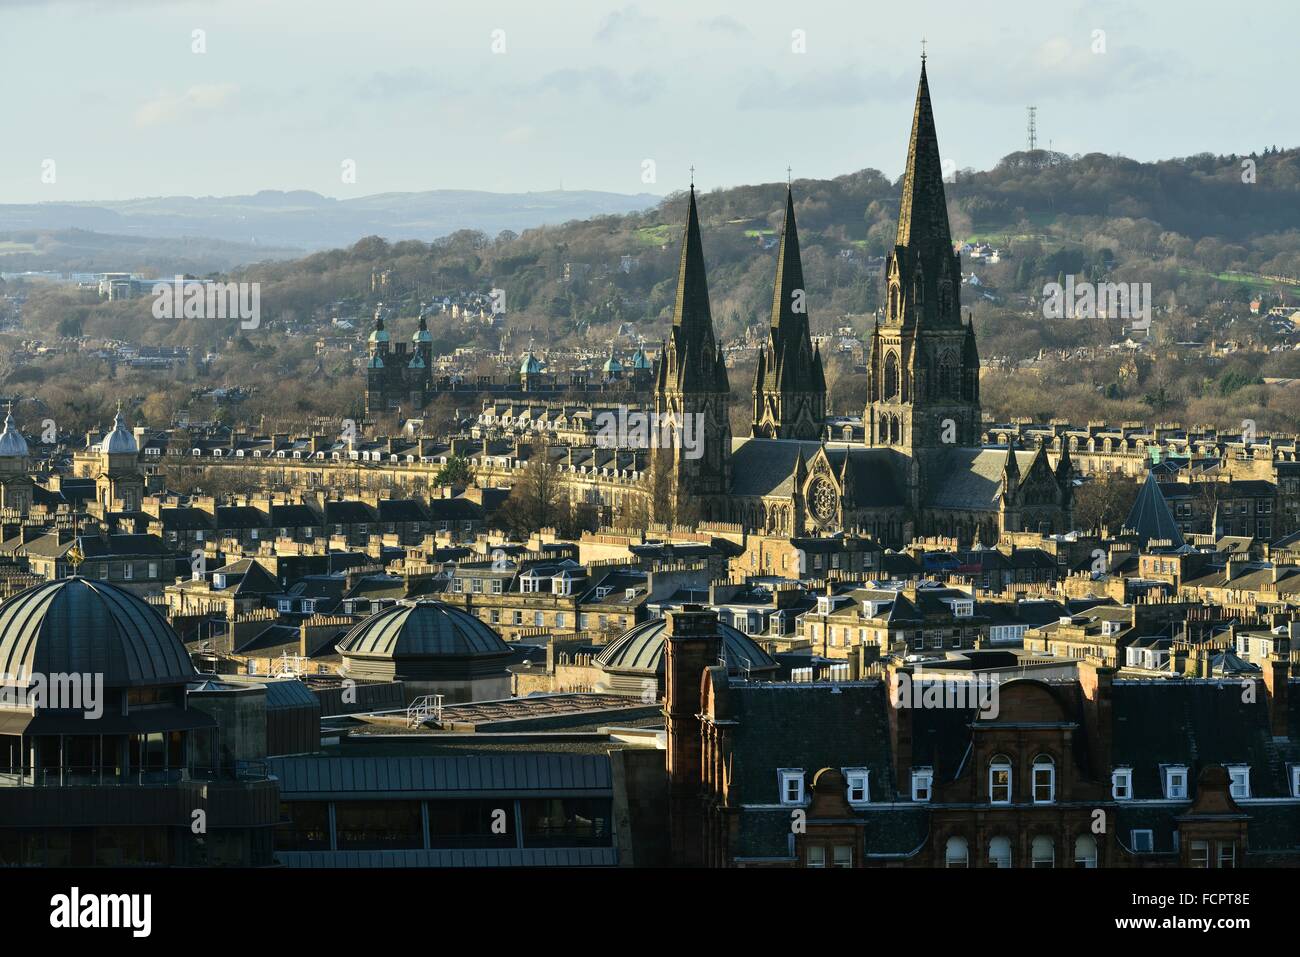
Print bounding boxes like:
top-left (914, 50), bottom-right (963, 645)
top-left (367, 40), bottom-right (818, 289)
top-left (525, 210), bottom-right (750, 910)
top-left (895, 60), bottom-right (952, 254)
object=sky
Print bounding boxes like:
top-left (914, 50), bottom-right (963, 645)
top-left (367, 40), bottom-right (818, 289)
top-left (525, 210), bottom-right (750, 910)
top-left (0, 0), bottom-right (1295, 204)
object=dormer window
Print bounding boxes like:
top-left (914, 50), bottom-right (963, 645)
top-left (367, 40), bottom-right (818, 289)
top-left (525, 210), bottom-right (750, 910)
top-left (912, 768), bottom-right (933, 802)
top-left (1111, 768), bottom-right (1133, 800)
top-left (843, 768), bottom-right (869, 804)
top-left (1032, 756), bottom-right (1056, 804)
top-left (779, 769), bottom-right (805, 806)
top-left (1227, 765), bottom-right (1251, 800)
top-left (989, 756), bottom-right (1012, 804)
top-left (1164, 766), bottom-right (1188, 800)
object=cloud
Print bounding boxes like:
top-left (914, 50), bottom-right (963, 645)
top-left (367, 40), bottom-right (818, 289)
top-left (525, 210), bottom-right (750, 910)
top-left (594, 5), bottom-right (660, 43)
top-left (699, 15), bottom-right (749, 37)
top-left (357, 69), bottom-right (459, 100)
top-left (736, 67), bottom-right (913, 111)
top-left (133, 83), bottom-right (238, 127)
top-left (535, 67), bottom-right (662, 105)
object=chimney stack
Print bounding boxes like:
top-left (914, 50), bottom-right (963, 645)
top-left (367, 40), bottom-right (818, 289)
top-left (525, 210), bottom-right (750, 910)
top-left (663, 605), bottom-right (724, 867)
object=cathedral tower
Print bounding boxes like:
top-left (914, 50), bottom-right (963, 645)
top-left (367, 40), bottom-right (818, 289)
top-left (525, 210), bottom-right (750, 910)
top-left (751, 186), bottom-right (827, 439)
top-left (864, 60), bottom-right (980, 455)
top-left (651, 186), bottom-right (732, 522)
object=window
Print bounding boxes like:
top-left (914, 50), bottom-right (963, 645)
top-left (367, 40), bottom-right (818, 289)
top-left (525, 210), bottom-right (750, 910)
top-left (944, 836), bottom-right (969, 868)
top-left (1227, 765), bottom-right (1250, 800)
top-left (1164, 766), bottom-right (1188, 800)
top-left (534, 612), bottom-right (544, 627)
top-left (491, 579), bottom-right (503, 595)
top-left (987, 836), bottom-right (1011, 868)
top-left (1292, 766), bottom-right (1300, 799)
top-left (806, 845), bottom-right (826, 868)
top-left (471, 577), bottom-right (483, 594)
top-left (555, 612), bottom-right (566, 629)
top-left (912, 768), bottom-right (933, 803)
top-left (122, 563), bottom-right (134, 581)
top-left (1031, 835), bottom-right (1054, 868)
top-left (1074, 834), bottom-right (1098, 868)
top-left (1111, 768), bottom-right (1132, 800)
top-left (278, 600), bottom-right (292, 613)
top-left (1190, 841), bottom-right (1210, 868)
top-left (1217, 841), bottom-right (1236, 869)
top-left (1032, 756), bottom-right (1055, 804)
top-left (989, 756), bottom-right (1012, 804)
top-left (832, 845), bottom-right (853, 868)
top-left (1131, 830), bottom-right (1154, 853)
top-left (301, 599), bottom-right (315, 614)
top-left (452, 578), bottom-right (463, 594)
top-left (779, 770), bottom-right (804, 805)
top-left (844, 769), bottom-right (869, 804)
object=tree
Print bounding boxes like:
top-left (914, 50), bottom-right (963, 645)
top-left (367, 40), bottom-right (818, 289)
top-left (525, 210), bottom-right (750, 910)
top-left (496, 450), bottom-right (564, 536)
top-left (432, 455), bottom-right (474, 488)
top-left (1073, 471), bottom-right (1141, 533)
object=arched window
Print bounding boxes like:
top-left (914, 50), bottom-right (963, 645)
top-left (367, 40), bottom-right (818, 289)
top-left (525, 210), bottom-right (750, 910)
top-left (883, 352), bottom-right (900, 400)
top-left (937, 352), bottom-right (959, 399)
top-left (1031, 835), bottom-right (1055, 869)
top-left (988, 836), bottom-right (1012, 869)
top-left (888, 283), bottom-right (900, 320)
top-left (1032, 755), bottom-right (1056, 804)
top-left (989, 755), bottom-right (1012, 804)
top-left (944, 836), bottom-right (969, 868)
top-left (1074, 834), bottom-right (1098, 869)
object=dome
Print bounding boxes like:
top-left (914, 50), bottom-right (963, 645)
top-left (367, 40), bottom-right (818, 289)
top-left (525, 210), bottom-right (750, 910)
top-left (102, 409), bottom-right (138, 454)
top-left (0, 410), bottom-right (28, 458)
top-left (336, 600), bottom-right (511, 660)
top-left (595, 617), bottom-right (778, 680)
top-left (0, 578), bottom-right (196, 689)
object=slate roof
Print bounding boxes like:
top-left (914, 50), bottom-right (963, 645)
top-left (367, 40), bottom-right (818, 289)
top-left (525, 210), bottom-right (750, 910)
top-left (1111, 680), bottom-right (1290, 799)
top-left (927, 447), bottom-right (1036, 511)
top-left (728, 438), bottom-right (903, 505)
top-left (1127, 471), bottom-right (1185, 547)
top-left (725, 681), bottom-right (895, 801)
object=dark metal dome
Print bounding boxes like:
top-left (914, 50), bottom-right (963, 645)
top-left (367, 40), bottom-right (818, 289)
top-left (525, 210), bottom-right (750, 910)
top-left (0, 577), bottom-right (195, 688)
top-left (595, 617), bottom-right (778, 677)
top-left (335, 600), bottom-right (511, 660)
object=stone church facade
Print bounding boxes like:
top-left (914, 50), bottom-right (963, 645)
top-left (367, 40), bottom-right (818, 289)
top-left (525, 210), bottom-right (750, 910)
top-left (645, 61), bottom-right (1073, 547)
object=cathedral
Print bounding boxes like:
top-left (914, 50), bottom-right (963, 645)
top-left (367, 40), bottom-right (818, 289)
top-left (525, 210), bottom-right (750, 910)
top-left (648, 60), bottom-right (1073, 547)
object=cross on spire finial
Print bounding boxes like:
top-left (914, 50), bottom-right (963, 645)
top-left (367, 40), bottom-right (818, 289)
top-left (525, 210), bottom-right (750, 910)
top-left (921, 37), bottom-right (927, 62)
top-left (689, 165), bottom-right (695, 188)
top-left (786, 165), bottom-right (792, 186)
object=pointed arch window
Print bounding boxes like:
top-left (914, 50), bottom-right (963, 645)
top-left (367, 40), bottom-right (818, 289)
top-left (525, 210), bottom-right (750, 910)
top-left (937, 352), bottom-right (959, 399)
top-left (888, 283), bottom-right (901, 320)
top-left (883, 352), bottom-right (900, 401)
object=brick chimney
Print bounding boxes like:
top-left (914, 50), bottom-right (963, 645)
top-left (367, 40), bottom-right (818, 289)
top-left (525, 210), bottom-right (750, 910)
top-left (1077, 656), bottom-right (1116, 777)
top-left (663, 605), bottom-right (724, 867)
top-left (1261, 655), bottom-right (1290, 738)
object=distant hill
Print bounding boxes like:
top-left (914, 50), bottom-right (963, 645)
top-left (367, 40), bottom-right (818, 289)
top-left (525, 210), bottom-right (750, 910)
top-left (0, 188), bottom-right (663, 254)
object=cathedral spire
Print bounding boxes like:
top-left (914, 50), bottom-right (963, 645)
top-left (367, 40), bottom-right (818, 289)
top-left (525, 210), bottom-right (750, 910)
top-left (895, 59), bottom-right (952, 255)
top-left (769, 186), bottom-right (806, 336)
top-left (662, 187), bottom-right (727, 394)
top-left (672, 186), bottom-right (712, 339)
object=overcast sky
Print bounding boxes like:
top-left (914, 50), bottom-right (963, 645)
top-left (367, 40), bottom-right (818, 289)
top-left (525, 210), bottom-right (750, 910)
top-left (0, 0), bottom-right (1293, 203)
